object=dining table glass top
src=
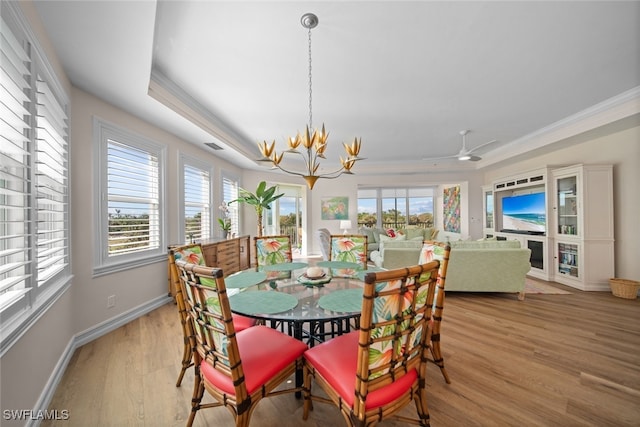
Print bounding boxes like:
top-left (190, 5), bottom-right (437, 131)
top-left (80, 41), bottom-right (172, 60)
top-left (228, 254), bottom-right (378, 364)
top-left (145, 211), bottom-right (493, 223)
top-left (225, 262), bottom-right (383, 322)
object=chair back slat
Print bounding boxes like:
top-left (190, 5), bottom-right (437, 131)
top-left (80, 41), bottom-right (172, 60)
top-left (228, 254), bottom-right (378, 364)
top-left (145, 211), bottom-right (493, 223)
top-left (254, 235), bottom-right (293, 279)
top-left (418, 240), bottom-right (452, 383)
top-left (329, 234), bottom-right (368, 277)
top-left (356, 261), bottom-right (440, 413)
top-left (175, 260), bottom-right (249, 402)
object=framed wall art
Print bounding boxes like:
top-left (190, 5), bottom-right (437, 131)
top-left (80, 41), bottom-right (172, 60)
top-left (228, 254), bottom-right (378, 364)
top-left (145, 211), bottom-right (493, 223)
top-left (443, 185), bottom-right (461, 233)
top-left (321, 196), bottom-right (349, 220)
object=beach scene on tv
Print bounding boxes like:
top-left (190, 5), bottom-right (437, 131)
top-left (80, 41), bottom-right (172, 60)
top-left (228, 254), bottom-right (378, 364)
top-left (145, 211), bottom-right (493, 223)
top-left (501, 192), bottom-right (546, 232)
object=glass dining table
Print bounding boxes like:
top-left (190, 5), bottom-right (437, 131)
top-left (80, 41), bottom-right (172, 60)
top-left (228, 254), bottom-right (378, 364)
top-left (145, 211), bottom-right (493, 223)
top-left (224, 260), bottom-right (381, 347)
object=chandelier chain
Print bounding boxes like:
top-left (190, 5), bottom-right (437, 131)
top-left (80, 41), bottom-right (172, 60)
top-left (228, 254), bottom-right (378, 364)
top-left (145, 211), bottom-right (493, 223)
top-left (307, 26), bottom-right (313, 131)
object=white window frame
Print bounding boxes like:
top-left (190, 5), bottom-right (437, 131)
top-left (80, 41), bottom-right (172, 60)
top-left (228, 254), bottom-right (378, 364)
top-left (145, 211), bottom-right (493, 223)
top-left (178, 153), bottom-right (214, 244)
top-left (1, 3), bottom-right (72, 355)
top-left (92, 118), bottom-right (166, 276)
top-left (357, 186), bottom-right (436, 229)
top-left (221, 173), bottom-right (240, 238)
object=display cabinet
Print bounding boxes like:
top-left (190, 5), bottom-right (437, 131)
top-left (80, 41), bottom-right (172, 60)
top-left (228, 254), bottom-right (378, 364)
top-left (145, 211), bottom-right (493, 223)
top-left (551, 164), bottom-right (614, 290)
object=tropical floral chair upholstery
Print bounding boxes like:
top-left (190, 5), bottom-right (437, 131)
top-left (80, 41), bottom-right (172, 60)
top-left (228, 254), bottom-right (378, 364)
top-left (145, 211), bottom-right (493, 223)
top-left (254, 235), bottom-right (293, 280)
top-left (302, 261), bottom-right (441, 427)
top-left (329, 234), bottom-right (368, 278)
top-left (175, 260), bottom-right (308, 427)
top-left (418, 240), bottom-right (452, 384)
top-left (168, 244), bottom-right (256, 387)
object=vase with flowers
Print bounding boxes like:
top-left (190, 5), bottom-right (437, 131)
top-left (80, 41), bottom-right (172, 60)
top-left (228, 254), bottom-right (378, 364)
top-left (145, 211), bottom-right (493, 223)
top-left (218, 202), bottom-right (232, 238)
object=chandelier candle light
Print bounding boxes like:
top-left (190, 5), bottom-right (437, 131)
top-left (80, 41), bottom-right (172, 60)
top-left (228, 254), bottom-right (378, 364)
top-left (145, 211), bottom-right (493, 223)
top-left (257, 13), bottom-right (364, 190)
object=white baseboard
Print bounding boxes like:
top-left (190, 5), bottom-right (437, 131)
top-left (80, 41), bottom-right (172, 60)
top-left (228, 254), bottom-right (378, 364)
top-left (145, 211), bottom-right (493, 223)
top-left (30, 294), bottom-right (172, 427)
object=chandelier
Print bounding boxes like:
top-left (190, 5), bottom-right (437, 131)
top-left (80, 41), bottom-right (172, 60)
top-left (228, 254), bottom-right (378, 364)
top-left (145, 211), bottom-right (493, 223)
top-left (257, 13), bottom-right (364, 190)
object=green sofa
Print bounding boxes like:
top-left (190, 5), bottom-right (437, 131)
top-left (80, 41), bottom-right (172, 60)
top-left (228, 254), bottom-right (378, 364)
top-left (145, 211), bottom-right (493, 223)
top-left (359, 226), bottom-right (438, 259)
top-left (376, 239), bottom-right (532, 300)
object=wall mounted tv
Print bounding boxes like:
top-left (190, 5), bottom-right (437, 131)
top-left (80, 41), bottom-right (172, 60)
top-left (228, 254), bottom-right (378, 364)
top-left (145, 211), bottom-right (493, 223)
top-left (501, 192), bottom-right (546, 235)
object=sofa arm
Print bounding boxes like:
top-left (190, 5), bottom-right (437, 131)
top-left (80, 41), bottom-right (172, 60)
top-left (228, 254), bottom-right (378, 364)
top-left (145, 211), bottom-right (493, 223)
top-left (446, 248), bottom-right (531, 292)
top-left (382, 248), bottom-right (422, 270)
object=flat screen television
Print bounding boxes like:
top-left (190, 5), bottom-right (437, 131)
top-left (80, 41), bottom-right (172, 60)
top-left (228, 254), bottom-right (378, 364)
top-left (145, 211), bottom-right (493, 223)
top-left (501, 192), bottom-right (546, 234)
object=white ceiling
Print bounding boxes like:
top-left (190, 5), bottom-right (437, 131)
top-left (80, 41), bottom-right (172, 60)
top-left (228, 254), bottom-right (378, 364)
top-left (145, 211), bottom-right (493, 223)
top-left (33, 1), bottom-right (640, 175)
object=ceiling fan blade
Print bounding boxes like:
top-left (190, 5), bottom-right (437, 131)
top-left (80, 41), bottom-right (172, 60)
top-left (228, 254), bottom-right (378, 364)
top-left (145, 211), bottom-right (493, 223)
top-left (421, 154), bottom-right (458, 161)
top-left (467, 139), bottom-right (498, 154)
top-left (468, 155), bottom-right (482, 161)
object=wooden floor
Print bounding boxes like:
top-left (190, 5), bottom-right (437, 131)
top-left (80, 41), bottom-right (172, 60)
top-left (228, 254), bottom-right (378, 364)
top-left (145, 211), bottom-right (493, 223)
top-left (43, 281), bottom-right (640, 426)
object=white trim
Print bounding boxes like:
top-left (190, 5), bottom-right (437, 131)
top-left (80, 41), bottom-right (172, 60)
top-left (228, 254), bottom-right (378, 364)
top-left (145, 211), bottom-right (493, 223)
top-left (178, 151), bottom-right (215, 244)
top-left (92, 117), bottom-right (168, 275)
top-left (0, 277), bottom-right (72, 358)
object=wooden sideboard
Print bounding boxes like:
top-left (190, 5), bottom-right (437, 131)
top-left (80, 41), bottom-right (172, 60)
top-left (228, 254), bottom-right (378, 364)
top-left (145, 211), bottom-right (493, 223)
top-left (168, 235), bottom-right (251, 298)
top-left (200, 235), bottom-right (251, 274)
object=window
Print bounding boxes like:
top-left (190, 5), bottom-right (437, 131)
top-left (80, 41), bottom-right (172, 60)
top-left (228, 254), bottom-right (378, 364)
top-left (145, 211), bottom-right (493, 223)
top-left (180, 155), bottom-right (212, 243)
top-left (221, 174), bottom-right (239, 237)
top-left (357, 189), bottom-right (378, 227)
top-left (381, 188), bottom-right (407, 229)
top-left (357, 187), bottom-right (434, 229)
top-left (93, 118), bottom-right (166, 275)
top-left (1, 5), bottom-right (71, 352)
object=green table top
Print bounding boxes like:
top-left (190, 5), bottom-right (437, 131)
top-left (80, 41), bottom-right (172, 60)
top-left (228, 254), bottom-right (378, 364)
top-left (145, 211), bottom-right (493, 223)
top-left (317, 289), bottom-right (363, 313)
top-left (225, 270), bottom-right (267, 289)
top-left (229, 291), bottom-right (298, 315)
top-left (261, 262), bottom-right (309, 272)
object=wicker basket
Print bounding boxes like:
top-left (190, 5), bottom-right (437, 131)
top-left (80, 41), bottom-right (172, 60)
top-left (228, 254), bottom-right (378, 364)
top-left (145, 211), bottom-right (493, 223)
top-left (609, 278), bottom-right (640, 300)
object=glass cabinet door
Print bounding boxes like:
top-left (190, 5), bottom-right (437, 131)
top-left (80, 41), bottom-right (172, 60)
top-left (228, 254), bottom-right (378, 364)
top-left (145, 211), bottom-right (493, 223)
top-left (557, 242), bottom-right (579, 278)
top-left (483, 188), bottom-right (494, 230)
top-left (556, 175), bottom-right (578, 236)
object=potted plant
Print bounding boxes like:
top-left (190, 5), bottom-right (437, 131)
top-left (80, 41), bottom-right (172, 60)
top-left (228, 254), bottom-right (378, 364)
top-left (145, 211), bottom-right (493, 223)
top-left (229, 181), bottom-right (284, 237)
top-left (218, 217), bottom-right (231, 238)
top-left (218, 202), bottom-right (232, 238)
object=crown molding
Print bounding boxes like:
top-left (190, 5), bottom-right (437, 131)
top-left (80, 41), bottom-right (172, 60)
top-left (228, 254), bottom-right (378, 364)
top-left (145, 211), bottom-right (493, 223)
top-left (479, 86), bottom-right (640, 167)
top-left (147, 67), bottom-right (260, 162)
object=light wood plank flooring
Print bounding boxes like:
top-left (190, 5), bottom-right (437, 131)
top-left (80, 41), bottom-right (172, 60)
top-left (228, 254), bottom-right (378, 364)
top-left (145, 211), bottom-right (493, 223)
top-left (43, 281), bottom-right (640, 426)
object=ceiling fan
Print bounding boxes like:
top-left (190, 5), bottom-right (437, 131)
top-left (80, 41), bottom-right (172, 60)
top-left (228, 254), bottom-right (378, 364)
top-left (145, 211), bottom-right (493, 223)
top-left (423, 130), bottom-right (498, 162)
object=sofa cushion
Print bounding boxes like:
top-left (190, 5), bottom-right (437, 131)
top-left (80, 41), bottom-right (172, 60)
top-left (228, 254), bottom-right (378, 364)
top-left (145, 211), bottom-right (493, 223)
top-left (358, 227), bottom-right (387, 244)
top-left (378, 233), bottom-right (407, 243)
top-left (449, 240), bottom-right (521, 249)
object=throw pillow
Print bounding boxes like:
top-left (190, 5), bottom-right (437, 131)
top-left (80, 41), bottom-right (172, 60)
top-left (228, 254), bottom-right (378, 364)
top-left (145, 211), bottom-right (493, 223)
top-left (378, 234), bottom-right (407, 242)
top-left (386, 228), bottom-right (396, 238)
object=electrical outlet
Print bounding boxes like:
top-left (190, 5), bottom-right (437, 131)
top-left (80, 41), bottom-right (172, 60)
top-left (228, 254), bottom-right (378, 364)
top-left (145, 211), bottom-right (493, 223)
top-left (107, 295), bottom-right (116, 308)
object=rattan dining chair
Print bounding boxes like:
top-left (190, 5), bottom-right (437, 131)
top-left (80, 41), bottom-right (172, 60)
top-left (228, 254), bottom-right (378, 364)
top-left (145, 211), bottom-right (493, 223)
top-left (168, 244), bottom-right (256, 387)
top-left (302, 261), bottom-right (441, 427)
top-left (419, 240), bottom-right (452, 384)
top-left (329, 234), bottom-right (368, 277)
top-left (175, 260), bottom-right (308, 427)
top-left (254, 235), bottom-right (293, 279)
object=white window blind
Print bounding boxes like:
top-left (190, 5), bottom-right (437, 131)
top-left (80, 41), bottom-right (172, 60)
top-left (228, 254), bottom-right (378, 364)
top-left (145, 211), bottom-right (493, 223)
top-left (222, 175), bottom-right (239, 237)
top-left (184, 164), bottom-right (210, 242)
top-left (0, 15), bottom-right (32, 312)
top-left (1, 3), bottom-right (71, 353)
top-left (35, 76), bottom-right (69, 286)
top-left (107, 140), bottom-right (160, 256)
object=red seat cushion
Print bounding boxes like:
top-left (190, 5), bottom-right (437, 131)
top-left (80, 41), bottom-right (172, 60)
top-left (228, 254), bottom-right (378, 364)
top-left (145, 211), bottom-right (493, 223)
top-left (200, 325), bottom-right (307, 395)
top-left (304, 331), bottom-right (418, 410)
top-left (232, 314), bottom-right (256, 332)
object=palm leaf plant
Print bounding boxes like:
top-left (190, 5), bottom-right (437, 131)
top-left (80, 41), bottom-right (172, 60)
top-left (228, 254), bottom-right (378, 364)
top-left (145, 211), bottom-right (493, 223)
top-left (229, 181), bottom-right (284, 237)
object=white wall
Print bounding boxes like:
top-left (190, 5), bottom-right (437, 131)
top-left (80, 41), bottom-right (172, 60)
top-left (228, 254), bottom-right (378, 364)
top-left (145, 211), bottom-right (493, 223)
top-left (69, 87), bottom-right (241, 332)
